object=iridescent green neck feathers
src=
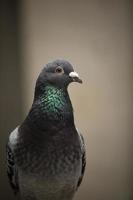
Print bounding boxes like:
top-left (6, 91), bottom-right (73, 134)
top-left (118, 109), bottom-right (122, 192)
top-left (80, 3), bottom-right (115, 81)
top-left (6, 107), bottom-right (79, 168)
top-left (43, 86), bottom-right (66, 113)
top-left (31, 85), bottom-right (73, 124)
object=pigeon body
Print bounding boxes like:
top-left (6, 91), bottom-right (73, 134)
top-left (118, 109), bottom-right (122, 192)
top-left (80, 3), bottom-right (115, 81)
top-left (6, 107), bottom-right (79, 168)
top-left (6, 60), bottom-right (86, 200)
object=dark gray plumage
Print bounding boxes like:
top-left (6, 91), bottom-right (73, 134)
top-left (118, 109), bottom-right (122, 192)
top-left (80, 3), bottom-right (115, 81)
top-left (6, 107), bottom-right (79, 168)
top-left (6, 59), bottom-right (86, 200)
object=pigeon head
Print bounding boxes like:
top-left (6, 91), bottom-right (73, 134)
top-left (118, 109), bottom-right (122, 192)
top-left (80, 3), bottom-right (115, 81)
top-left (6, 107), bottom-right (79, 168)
top-left (31, 60), bottom-right (82, 126)
top-left (36, 59), bottom-right (82, 89)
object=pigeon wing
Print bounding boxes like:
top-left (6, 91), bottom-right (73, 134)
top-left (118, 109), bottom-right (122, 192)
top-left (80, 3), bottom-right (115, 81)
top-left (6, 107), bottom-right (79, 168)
top-left (77, 131), bottom-right (86, 189)
top-left (6, 127), bottom-right (19, 194)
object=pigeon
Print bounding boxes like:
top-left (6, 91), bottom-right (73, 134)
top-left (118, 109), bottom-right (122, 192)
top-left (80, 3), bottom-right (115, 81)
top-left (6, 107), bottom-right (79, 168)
top-left (6, 59), bottom-right (86, 200)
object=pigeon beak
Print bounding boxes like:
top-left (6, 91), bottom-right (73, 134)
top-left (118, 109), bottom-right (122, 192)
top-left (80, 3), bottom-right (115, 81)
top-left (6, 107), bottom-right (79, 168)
top-left (69, 71), bottom-right (82, 83)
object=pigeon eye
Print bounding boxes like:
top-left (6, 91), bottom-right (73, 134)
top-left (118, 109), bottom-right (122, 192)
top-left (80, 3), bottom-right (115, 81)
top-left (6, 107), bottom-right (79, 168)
top-left (55, 66), bottom-right (64, 74)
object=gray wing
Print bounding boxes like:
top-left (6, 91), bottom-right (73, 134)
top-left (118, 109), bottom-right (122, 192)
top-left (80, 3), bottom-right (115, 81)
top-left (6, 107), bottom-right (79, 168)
top-left (77, 132), bottom-right (86, 189)
top-left (6, 127), bottom-right (19, 194)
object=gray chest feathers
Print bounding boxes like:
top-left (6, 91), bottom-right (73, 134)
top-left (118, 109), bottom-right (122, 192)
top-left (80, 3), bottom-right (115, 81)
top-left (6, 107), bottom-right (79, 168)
top-left (16, 140), bottom-right (82, 200)
top-left (16, 141), bottom-right (82, 175)
top-left (15, 135), bottom-right (82, 180)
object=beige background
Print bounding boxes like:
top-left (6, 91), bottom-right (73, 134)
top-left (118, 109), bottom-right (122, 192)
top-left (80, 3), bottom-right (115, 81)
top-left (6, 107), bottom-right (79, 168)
top-left (0, 0), bottom-right (133, 200)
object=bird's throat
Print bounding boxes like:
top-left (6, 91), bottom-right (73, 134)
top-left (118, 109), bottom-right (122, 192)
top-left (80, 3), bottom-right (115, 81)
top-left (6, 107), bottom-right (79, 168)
top-left (29, 85), bottom-right (74, 129)
top-left (42, 86), bottom-right (66, 113)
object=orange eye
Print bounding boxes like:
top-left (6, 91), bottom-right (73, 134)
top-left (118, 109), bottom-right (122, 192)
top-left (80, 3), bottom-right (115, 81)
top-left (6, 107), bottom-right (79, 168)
top-left (55, 66), bottom-right (64, 74)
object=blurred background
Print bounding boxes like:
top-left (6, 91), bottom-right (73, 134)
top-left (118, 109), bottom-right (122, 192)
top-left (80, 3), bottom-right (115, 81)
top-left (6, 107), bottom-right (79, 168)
top-left (0, 0), bottom-right (133, 200)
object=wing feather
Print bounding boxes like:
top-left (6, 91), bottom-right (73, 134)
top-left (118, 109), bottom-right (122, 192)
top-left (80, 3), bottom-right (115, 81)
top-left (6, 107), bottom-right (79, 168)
top-left (77, 132), bottom-right (86, 189)
top-left (6, 127), bottom-right (19, 194)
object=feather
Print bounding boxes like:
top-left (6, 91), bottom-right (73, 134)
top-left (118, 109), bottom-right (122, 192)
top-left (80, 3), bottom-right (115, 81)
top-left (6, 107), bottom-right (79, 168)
top-left (6, 128), bottom-right (19, 194)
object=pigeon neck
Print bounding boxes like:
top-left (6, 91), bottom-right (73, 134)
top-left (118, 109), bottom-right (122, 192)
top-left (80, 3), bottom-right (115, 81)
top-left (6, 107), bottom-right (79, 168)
top-left (28, 85), bottom-right (74, 129)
